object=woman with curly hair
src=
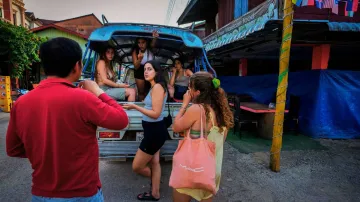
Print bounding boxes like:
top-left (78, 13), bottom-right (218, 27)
top-left (171, 71), bottom-right (234, 202)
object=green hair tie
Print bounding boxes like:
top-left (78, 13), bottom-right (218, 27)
top-left (212, 78), bottom-right (220, 89)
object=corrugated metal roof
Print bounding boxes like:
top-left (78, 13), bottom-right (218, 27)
top-left (203, 0), bottom-right (278, 52)
top-left (177, 0), bottom-right (218, 25)
top-left (327, 22), bottom-right (360, 32)
top-left (204, 20), bottom-right (268, 52)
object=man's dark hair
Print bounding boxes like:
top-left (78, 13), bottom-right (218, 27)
top-left (40, 37), bottom-right (83, 78)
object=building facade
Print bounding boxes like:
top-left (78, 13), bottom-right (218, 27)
top-left (0, 0), bottom-right (25, 26)
top-left (31, 14), bottom-right (103, 82)
top-left (185, 21), bottom-right (206, 38)
top-left (0, 0), bottom-right (43, 29)
top-left (32, 25), bottom-right (88, 52)
top-left (53, 14), bottom-right (103, 38)
top-left (177, 0), bottom-right (360, 139)
top-left (178, 0), bottom-right (360, 76)
top-left (31, 14), bottom-right (103, 52)
top-left (25, 12), bottom-right (42, 29)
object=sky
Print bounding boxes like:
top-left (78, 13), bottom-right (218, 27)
top-left (23, 0), bottom-right (189, 26)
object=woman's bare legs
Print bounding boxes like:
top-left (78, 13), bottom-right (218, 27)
top-left (201, 197), bottom-right (213, 202)
top-left (136, 79), bottom-right (145, 101)
top-left (132, 149), bottom-right (153, 176)
top-left (125, 88), bottom-right (136, 102)
top-left (173, 189), bottom-right (214, 202)
top-left (132, 149), bottom-right (161, 199)
top-left (150, 151), bottom-right (161, 199)
top-left (136, 165), bottom-right (151, 178)
top-left (172, 189), bottom-right (192, 202)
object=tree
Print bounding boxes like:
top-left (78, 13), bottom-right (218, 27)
top-left (0, 20), bottom-right (47, 78)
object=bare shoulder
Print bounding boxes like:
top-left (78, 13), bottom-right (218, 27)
top-left (152, 83), bottom-right (165, 93)
top-left (97, 60), bottom-right (106, 69)
top-left (186, 104), bottom-right (201, 114)
top-left (97, 59), bottom-right (105, 65)
top-left (186, 69), bottom-right (193, 76)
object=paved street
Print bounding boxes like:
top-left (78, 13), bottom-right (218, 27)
top-left (1, 112), bottom-right (360, 202)
top-left (0, 113), bottom-right (226, 202)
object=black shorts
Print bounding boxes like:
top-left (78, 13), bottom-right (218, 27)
top-left (134, 65), bottom-right (145, 80)
top-left (139, 120), bottom-right (169, 155)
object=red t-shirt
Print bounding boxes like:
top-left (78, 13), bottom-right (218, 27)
top-left (6, 78), bottom-right (129, 198)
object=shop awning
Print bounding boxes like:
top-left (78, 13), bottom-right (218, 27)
top-left (203, 0), bottom-right (278, 52)
top-left (327, 22), bottom-right (360, 32)
top-left (177, 0), bottom-right (217, 25)
top-left (203, 0), bottom-right (360, 53)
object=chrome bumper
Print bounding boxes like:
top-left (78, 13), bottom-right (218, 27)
top-left (98, 140), bottom-right (179, 159)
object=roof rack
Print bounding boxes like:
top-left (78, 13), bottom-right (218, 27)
top-left (101, 14), bottom-right (191, 32)
top-left (102, 14), bottom-right (109, 24)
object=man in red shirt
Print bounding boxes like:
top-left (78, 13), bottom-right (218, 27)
top-left (6, 37), bottom-right (129, 202)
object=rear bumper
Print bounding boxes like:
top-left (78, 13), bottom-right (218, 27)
top-left (98, 140), bottom-right (179, 159)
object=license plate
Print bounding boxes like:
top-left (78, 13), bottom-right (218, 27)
top-left (136, 132), bottom-right (144, 142)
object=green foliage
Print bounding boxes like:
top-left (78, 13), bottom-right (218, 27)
top-left (83, 57), bottom-right (95, 73)
top-left (0, 20), bottom-right (47, 78)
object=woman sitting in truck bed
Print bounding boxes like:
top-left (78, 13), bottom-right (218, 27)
top-left (95, 47), bottom-right (136, 101)
top-left (168, 57), bottom-right (193, 101)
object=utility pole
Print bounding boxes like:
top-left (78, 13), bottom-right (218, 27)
top-left (270, 0), bottom-right (294, 172)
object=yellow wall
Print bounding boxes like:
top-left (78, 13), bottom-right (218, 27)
top-left (34, 28), bottom-right (88, 53)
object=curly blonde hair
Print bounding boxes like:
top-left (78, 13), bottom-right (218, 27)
top-left (190, 72), bottom-right (234, 132)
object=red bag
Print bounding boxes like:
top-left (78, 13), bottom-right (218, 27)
top-left (169, 105), bottom-right (216, 194)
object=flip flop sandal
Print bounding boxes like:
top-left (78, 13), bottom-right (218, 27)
top-left (137, 191), bottom-right (160, 201)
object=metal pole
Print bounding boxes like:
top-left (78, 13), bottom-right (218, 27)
top-left (82, 50), bottom-right (93, 75)
top-left (203, 48), bottom-right (217, 78)
top-left (91, 53), bottom-right (98, 80)
top-left (82, 42), bottom-right (90, 61)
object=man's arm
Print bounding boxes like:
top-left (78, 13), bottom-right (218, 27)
top-left (82, 92), bottom-right (129, 130)
top-left (6, 106), bottom-right (26, 158)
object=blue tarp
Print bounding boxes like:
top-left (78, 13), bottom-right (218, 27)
top-left (219, 70), bottom-right (360, 139)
